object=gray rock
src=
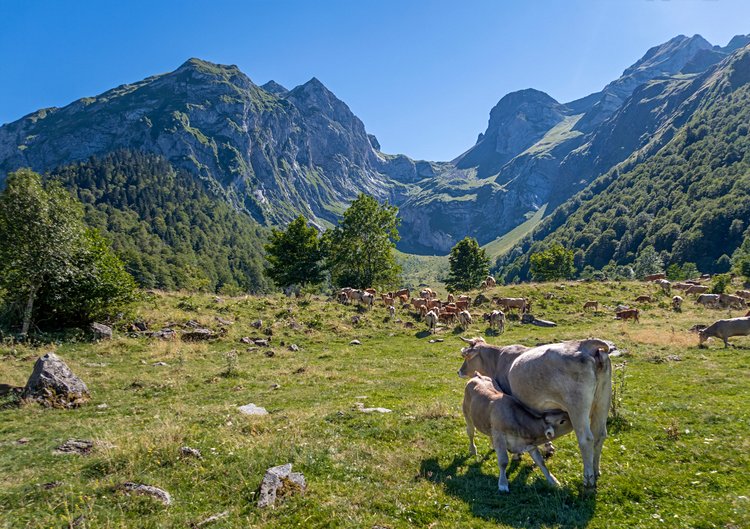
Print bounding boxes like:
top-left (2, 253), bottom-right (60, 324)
top-left (238, 403), bottom-right (268, 416)
top-left (250, 319), bottom-right (263, 329)
top-left (180, 446), bottom-right (202, 459)
top-left (149, 328), bottom-right (176, 340)
top-left (240, 336), bottom-right (252, 344)
top-left (215, 316), bottom-right (234, 326)
top-left (349, 340), bottom-right (361, 346)
top-left (23, 353), bottom-right (90, 407)
top-left (54, 439), bottom-right (94, 455)
top-left (253, 339), bottom-right (269, 347)
top-left (355, 402), bottom-right (392, 413)
top-left (288, 344), bottom-right (300, 352)
top-left (152, 361), bottom-right (169, 367)
top-left (90, 322), bottom-right (112, 340)
top-left (257, 463), bottom-right (306, 508)
top-left (182, 328), bottom-right (216, 341)
top-left (120, 482), bottom-right (172, 505)
top-left (194, 511), bottom-right (229, 527)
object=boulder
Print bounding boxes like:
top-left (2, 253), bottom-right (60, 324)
top-left (349, 340), bottom-right (361, 346)
top-left (90, 322), bottom-right (112, 340)
top-left (54, 439), bottom-right (94, 455)
top-left (149, 328), bottom-right (176, 340)
top-left (238, 403), bottom-right (268, 416)
top-left (257, 463), bottom-right (306, 508)
top-left (182, 328), bottom-right (216, 341)
top-left (23, 353), bottom-right (90, 407)
top-left (180, 446), bottom-right (202, 459)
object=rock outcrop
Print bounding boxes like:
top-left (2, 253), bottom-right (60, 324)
top-left (22, 353), bottom-right (90, 407)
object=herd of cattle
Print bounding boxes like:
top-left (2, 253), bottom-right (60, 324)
top-left (335, 274), bottom-right (750, 492)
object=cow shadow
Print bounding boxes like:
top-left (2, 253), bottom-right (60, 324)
top-left (415, 330), bottom-right (432, 339)
top-left (419, 454), bottom-right (596, 529)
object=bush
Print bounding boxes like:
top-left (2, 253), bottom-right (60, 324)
top-left (710, 273), bottom-right (731, 294)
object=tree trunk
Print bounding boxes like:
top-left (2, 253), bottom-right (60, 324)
top-left (20, 284), bottom-right (37, 338)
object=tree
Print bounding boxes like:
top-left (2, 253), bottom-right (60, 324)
top-left (446, 237), bottom-right (490, 292)
top-left (324, 194), bottom-right (401, 289)
top-left (265, 215), bottom-right (324, 289)
top-left (529, 243), bottom-right (575, 281)
top-left (633, 246), bottom-right (664, 279)
top-left (0, 169), bottom-right (136, 333)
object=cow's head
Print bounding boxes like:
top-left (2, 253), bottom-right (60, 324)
top-left (698, 330), bottom-right (710, 346)
top-left (457, 337), bottom-right (486, 378)
top-left (542, 410), bottom-right (571, 440)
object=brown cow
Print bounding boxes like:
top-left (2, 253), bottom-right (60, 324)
top-left (635, 295), bottom-right (653, 303)
top-left (686, 285), bottom-right (709, 295)
top-left (644, 273), bottom-right (666, 281)
top-left (458, 337), bottom-right (612, 487)
top-left (735, 290), bottom-right (750, 300)
top-left (719, 293), bottom-right (746, 309)
top-left (583, 301), bottom-right (599, 311)
top-left (462, 373), bottom-right (572, 492)
top-left (616, 308), bottom-right (640, 323)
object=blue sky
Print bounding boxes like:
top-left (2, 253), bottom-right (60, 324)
top-left (1, 0), bottom-right (748, 160)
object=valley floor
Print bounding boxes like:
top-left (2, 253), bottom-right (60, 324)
top-left (1, 281), bottom-right (749, 528)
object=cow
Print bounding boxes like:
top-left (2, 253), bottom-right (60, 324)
top-left (583, 301), bottom-right (599, 311)
top-left (420, 288), bottom-right (436, 299)
top-left (686, 285), bottom-right (709, 295)
top-left (458, 295), bottom-right (471, 306)
top-left (719, 293), bottom-right (746, 310)
top-left (457, 337), bottom-right (612, 487)
top-left (411, 298), bottom-right (428, 311)
top-left (644, 273), bottom-right (666, 282)
top-left (425, 310), bottom-right (438, 333)
top-left (673, 282), bottom-right (693, 291)
top-left (616, 308), bottom-right (640, 323)
top-left (394, 288), bottom-right (409, 300)
top-left (381, 294), bottom-right (395, 306)
top-left (696, 294), bottom-right (720, 308)
top-left (427, 299), bottom-right (442, 310)
top-left (495, 297), bottom-right (527, 313)
top-left (654, 279), bottom-right (671, 294)
top-left (387, 305), bottom-right (395, 318)
top-left (462, 372), bottom-right (572, 492)
top-left (458, 310), bottom-right (473, 330)
top-left (672, 295), bottom-right (683, 312)
top-left (635, 295), bottom-right (653, 303)
top-left (439, 311), bottom-right (456, 324)
top-left (735, 290), bottom-right (750, 300)
top-left (447, 293), bottom-right (455, 304)
top-left (485, 276), bottom-right (497, 288)
top-left (699, 317), bottom-right (750, 348)
top-left (418, 304), bottom-right (428, 319)
top-left (365, 288), bottom-right (377, 296)
top-left (483, 310), bottom-right (506, 333)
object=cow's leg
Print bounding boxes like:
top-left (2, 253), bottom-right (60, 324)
top-left (492, 432), bottom-right (510, 493)
top-left (569, 401), bottom-right (597, 487)
top-left (529, 447), bottom-right (560, 487)
top-left (465, 415), bottom-right (477, 456)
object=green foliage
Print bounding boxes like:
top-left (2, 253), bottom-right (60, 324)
top-left (324, 194), bottom-right (401, 289)
top-left (633, 246), bottom-right (664, 279)
top-left (498, 74), bottom-right (750, 280)
top-left (0, 169), bottom-right (136, 331)
top-left (529, 243), bottom-right (575, 281)
top-left (710, 273), bottom-right (731, 294)
top-left (446, 237), bottom-right (490, 292)
top-left (50, 151), bottom-right (271, 293)
top-left (265, 216), bottom-right (324, 289)
top-left (666, 262), bottom-right (699, 281)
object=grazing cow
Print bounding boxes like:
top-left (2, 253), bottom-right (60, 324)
top-left (420, 288), bottom-right (436, 299)
top-left (719, 293), bottom-right (746, 310)
top-left (365, 288), bottom-right (377, 296)
top-left (686, 285), bottom-right (709, 295)
top-left (458, 295), bottom-right (471, 306)
top-left (458, 310), bottom-right (473, 330)
top-left (381, 294), bottom-right (395, 307)
top-left (654, 279), bottom-right (671, 294)
top-left (427, 299), bottom-right (442, 310)
top-left (635, 295), bottom-right (653, 303)
top-left (338, 291), bottom-right (350, 304)
top-left (411, 298), bottom-right (428, 311)
top-left (439, 311), bottom-right (456, 324)
top-left (616, 308), bottom-right (640, 323)
top-left (418, 304), bottom-right (428, 319)
top-left (696, 294), bottom-right (721, 308)
top-left (485, 276), bottom-right (497, 288)
top-left (496, 297), bottom-right (527, 313)
top-left (387, 305), bottom-right (395, 318)
top-left (447, 293), bottom-right (455, 304)
top-left (485, 310), bottom-right (506, 333)
top-left (462, 373), bottom-right (572, 492)
top-left (583, 301), bottom-right (599, 311)
top-left (458, 337), bottom-right (612, 487)
top-left (354, 291), bottom-right (374, 309)
top-left (672, 295), bottom-right (683, 311)
top-left (644, 273), bottom-right (666, 282)
top-left (425, 310), bottom-right (438, 333)
top-left (394, 288), bottom-right (410, 300)
top-left (673, 282), bottom-right (693, 291)
top-left (455, 300), bottom-right (469, 312)
top-left (699, 317), bottom-right (750, 348)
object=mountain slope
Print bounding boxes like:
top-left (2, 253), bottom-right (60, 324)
top-left (496, 44), bottom-right (750, 279)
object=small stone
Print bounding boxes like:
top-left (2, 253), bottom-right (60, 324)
top-left (54, 439), bottom-right (94, 455)
top-left (119, 482), bottom-right (172, 505)
top-left (270, 383), bottom-right (281, 390)
top-left (404, 322), bottom-right (415, 329)
top-left (182, 328), bottom-right (216, 341)
top-left (257, 463), bottom-right (306, 508)
top-left (17, 437), bottom-right (30, 444)
top-left (41, 481), bottom-right (63, 490)
top-left (355, 402), bottom-right (392, 413)
top-left (349, 340), bottom-right (361, 346)
top-left (250, 319), bottom-right (263, 329)
top-left (240, 337), bottom-right (252, 344)
top-left (238, 403), bottom-right (268, 416)
top-left (264, 350), bottom-right (275, 358)
top-left (194, 511), bottom-right (229, 527)
top-left (289, 344), bottom-right (300, 352)
top-left (90, 322), bottom-right (113, 340)
top-left (215, 317), bottom-right (234, 326)
top-left (185, 320), bottom-right (201, 328)
top-left (429, 338), bottom-right (444, 343)
top-left (97, 403), bottom-right (108, 409)
top-left (152, 361), bottom-right (169, 367)
top-left (180, 446), bottom-right (202, 459)
top-left (666, 355), bottom-right (682, 362)
top-left (149, 328), bottom-right (176, 340)
top-left (253, 339), bottom-right (269, 347)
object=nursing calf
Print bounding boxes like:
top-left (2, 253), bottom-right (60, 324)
top-left (463, 373), bottom-right (572, 492)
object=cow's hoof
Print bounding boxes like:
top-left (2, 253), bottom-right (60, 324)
top-left (498, 485), bottom-right (509, 493)
top-left (583, 475), bottom-right (598, 489)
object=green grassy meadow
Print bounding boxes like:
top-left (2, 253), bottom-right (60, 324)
top-left (1, 281), bottom-right (749, 528)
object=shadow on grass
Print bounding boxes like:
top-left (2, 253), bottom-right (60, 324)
top-left (419, 454), bottom-right (596, 529)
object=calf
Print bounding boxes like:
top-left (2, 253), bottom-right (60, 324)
top-left (583, 301), bottom-right (599, 311)
top-left (719, 293), bottom-right (746, 310)
top-left (439, 311), bottom-right (456, 324)
top-left (462, 373), bottom-right (572, 492)
top-left (699, 317), bottom-right (750, 348)
top-left (672, 295), bottom-right (683, 311)
top-left (696, 294), bottom-right (720, 308)
top-left (616, 308), bottom-right (640, 323)
top-left (458, 310), bottom-right (473, 330)
top-left (483, 310), bottom-right (505, 333)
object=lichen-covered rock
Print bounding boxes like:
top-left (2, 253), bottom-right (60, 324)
top-left (23, 353), bottom-right (89, 407)
top-left (257, 463), bottom-right (306, 508)
top-left (90, 322), bottom-right (112, 340)
top-left (181, 328), bottom-right (216, 341)
top-left (119, 482), bottom-right (172, 505)
top-left (54, 439), bottom-right (94, 455)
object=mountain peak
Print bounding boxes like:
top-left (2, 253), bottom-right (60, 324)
top-left (261, 80), bottom-right (289, 96)
top-left (724, 34), bottom-right (750, 53)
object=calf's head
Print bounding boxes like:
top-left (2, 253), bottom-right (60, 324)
top-left (542, 410), bottom-right (571, 440)
top-left (457, 337), bottom-right (487, 378)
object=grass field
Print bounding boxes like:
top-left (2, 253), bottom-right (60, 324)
top-left (1, 281), bottom-right (749, 528)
